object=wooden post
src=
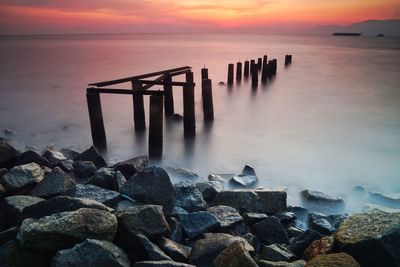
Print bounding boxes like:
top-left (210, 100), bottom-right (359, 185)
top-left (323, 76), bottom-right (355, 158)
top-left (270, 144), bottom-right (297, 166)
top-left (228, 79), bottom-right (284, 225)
top-left (202, 79), bottom-right (214, 121)
top-left (132, 80), bottom-right (145, 130)
top-left (285, 55), bottom-right (290, 66)
top-left (201, 68), bottom-right (209, 80)
top-left (87, 92), bottom-right (106, 149)
top-left (261, 61), bottom-right (268, 83)
top-left (163, 74), bottom-right (174, 116)
top-left (289, 55), bottom-right (292, 64)
top-left (257, 58), bottom-right (262, 71)
top-left (251, 66), bottom-right (258, 87)
top-left (263, 55), bottom-right (268, 66)
top-left (236, 62), bottom-right (242, 82)
top-left (244, 61), bottom-right (250, 77)
top-left (250, 60), bottom-right (255, 74)
top-left (273, 59), bottom-right (278, 74)
top-left (184, 71), bottom-right (195, 137)
top-left (227, 64), bottom-right (234, 85)
top-left (149, 95), bottom-right (163, 158)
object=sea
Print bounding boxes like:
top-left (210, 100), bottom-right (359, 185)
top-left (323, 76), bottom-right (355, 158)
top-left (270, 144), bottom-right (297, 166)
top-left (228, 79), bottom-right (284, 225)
top-left (1, 33), bottom-right (399, 208)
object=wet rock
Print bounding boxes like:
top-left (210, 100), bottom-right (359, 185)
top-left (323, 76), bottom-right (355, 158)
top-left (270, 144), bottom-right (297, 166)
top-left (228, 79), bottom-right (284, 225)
top-left (64, 184), bottom-right (121, 207)
top-left (231, 164), bottom-right (258, 187)
top-left (303, 236), bottom-right (334, 261)
top-left (168, 217), bottom-right (184, 243)
top-left (0, 168), bottom-right (7, 177)
top-left (42, 149), bottom-right (67, 165)
top-left (55, 159), bottom-right (74, 173)
top-left (88, 167), bottom-right (126, 191)
top-left (179, 211), bottom-right (220, 239)
top-left (174, 182), bottom-right (207, 212)
top-left (23, 196), bottom-right (112, 219)
top-left (165, 167), bottom-right (202, 182)
top-left (214, 241), bottom-right (258, 267)
top-left (0, 183), bottom-right (6, 199)
top-left (189, 233), bottom-right (254, 267)
top-left (300, 190), bottom-right (345, 213)
top-left (276, 211), bottom-right (296, 226)
top-left (335, 210), bottom-right (400, 267)
top-left (72, 160), bottom-right (97, 179)
top-left (257, 259), bottom-right (306, 267)
top-left (257, 243), bottom-right (296, 262)
top-left (0, 141), bottom-right (20, 169)
top-left (243, 213), bottom-right (268, 225)
top-left (121, 166), bottom-right (174, 215)
top-left (363, 203), bottom-right (400, 213)
top-left (171, 206), bottom-right (189, 217)
top-left (113, 155), bottom-right (148, 179)
top-left (15, 150), bottom-right (52, 168)
top-left (368, 192), bottom-right (400, 209)
top-left (0, 226), bottom-right (19, 245)
top-left (31, 167), bottom-right (75, 198)
top-left (253, 217), bottom-right (289, 245)
top-left (195, 182), bottom-right (221, 203)
top-left (288, 230), bottom-right (322, 256)
top-left (60, 148), bottom-right (80, 161)
top-left (306, 253), bottom-right (360, 267)
top-left (2, 195), bottom-right (43, 227)
top-left (158, 237), bottom-right (192, 262)
top-left (0, 210), bottom-right (6, 232)
top-left (134, 261), bottom-right (195, 267)
top-left (0, 240), bottom-right (51, 267)
top-left (286, 226), bottom-right (304, 239)
top-left (286, 206), bottom-right (309, 230)
top-left (17, 208), bottom-right (117, 251)
top-left (0, 163), bottom-right (45, 192)
top-left (208, 173), bottom-right (225, 187)
top-left (242, 233), bottom-right (261, 252)
top-left (51, 239), bottom-right (130, 267)
top-left (309, 218), bottom-right (335, 235)
top-left (137, 233), bottom-right (172, 261)
top-left (206, 205), bottom-right (243, 227)
top-left (74, 146), bottom-right (107, 168)
top-left (112, 199), bottom-right (141, 211)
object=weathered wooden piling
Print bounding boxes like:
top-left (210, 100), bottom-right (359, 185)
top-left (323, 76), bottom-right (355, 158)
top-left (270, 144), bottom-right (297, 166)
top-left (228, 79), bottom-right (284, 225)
top-left (273, 59), bottom-right (278, 74)
top-left (202, 79), bottom-right (214, 121)
top-left (201, 68), bottom-right (209, 80)
top-left (132, 80), bottom-right (146, 130)
top-left (149, 95), bottom-right (163, 157)
top-left (257, 58), bottom-right (262, 71)
top-left (163, 74), bottom-right (174, 116)
top-left (227, 64), bottom-right (234, 85)
top-left (285, 55), bottom-right (292, 65)
top-left (251, 66), bottom-right (258, 87)
top-left (261, 61), bottom-right (268, 83)
top-left (87, 92), bottom-right (107, 149)
top-left (184, 71), bottom-right (196, 137)
top-left (263, 55), bottom-right (268, 66)
top-left (236, 62), bottom-right (242, 82)
top-left (250, 60), bottom-right (255, 73)
top-left (244, 61), bottom-right (250, 77)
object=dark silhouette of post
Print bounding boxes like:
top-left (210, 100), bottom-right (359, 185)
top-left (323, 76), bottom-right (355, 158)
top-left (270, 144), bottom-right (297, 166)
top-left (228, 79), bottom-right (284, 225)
top-left (273, 59), bottom-right (278, 74)
top-left (201, 68), bottom-right (209, 80)
top-left (263, 55), bottom-right (268, 66)
top-left (236, 62), bottom-right (242, 82)
top-left (251, 66), bottom-right (258, 87)
top-left (261, 60), bottom-right (268, 83)
top-left (202, 79), bottom-right (214, 121)
top-left (257, 58), bottom-right (262, 71)
top-left (149, 95), bottom-right (163, 158)
top-left (132, 80), bottom-right (145, 130)
top-left (285, 55), bottom-right (292, 65)
top-left (184, 71), bottom-right (195, 137)
top-left (87, 92), bottom-right (106, 149)
top-left (244, 61), bottom-right (250, 78)
top-left (250, 60), bottom-right (255, 74)
top-left (163, 74), bottom-right (174, 116)
top-left (227, 64), bottom-right (234, 85)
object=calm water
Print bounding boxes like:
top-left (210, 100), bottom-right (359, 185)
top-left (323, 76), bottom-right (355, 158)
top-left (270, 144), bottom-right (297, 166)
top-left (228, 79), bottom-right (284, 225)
top-left (1, 34), bottom-right (400, 205)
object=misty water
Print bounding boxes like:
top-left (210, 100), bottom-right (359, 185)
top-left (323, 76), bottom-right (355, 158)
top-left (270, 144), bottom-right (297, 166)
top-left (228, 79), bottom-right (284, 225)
top-left (1, 34), bottom-right (399, 209)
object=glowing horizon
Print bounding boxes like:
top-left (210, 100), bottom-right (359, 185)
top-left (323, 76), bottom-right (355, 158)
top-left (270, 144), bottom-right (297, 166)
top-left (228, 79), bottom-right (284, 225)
top-left (0, 0), bottom-right (399, 34)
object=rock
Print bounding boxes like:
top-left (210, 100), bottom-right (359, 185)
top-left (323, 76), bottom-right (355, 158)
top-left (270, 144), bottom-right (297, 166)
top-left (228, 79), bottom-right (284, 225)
top-left (168, 217), bottom-right (184, 243)
top-left (134, 261), bottom-right (195, 267)
top-left (0, 163), bottom-right (45, 192)
top-left (243, 213), bottom-right (268, 225)
top-left (2, 195), bottom-right (43, 227)
top-left (0, 141), bottom-right (20, 169)
top-left (309, 218), bottom-right (335, 235)
top-left (121, 166), bottom-right (174, 215)
top-left (165, 167), bottom-right (202, 182)
top-left (196, 182), bottom-right (220, 203)
top-left (257, 259), bottom-right (306, 267)
top-left (112, 199), bottom-right (141, 211)
top-left (72, 161), bottom-right (97, 179)
top-left (306, 253), bottom-right (360, 267)
top-left (189, 233), bottom-right (254, 267)
top-left (17, 208), bottom-right (117, 251)
top-left (23, 196), bottom-right (112, 219)
top-left (286, 226), bottom-right (304, 238)
top-left (74, 146), bottom-right (107, 168)
top-left (172, 113), bottom-right (184, 121)
top-left (0, 226), bottom-right (19, 245)
top-left (136, 233), bottom-right (172, 261)
top-left (42, 149), bottom-right (67, 165)
top-left (363, 203), bottom-right (400, 213)
top-left (257, 244), bottom-right (296, 262)
top-left (51, 239), bottom-right (130, 267)
top-left (231, 165), bottom-right (258, 187)
top-left (158, 237), bottom-right (192, 262)
top-left (218, 81), bottom-right (225, 86)
top-left (300, 190), bottom-right (345, 213)
top-left (59, 148), bottom-right (80, 160)
top-left (174, 182), bottom-right (207, 212)
top-left (214, 240), bottom-right (258, 267)
top-left (286, 206), bottom-right (309, 230)
top-left (88, 167), bottom-right (126, 191)
top-left (208, 173), bottom-right (225, 186)
top-left (212, 190), bottom-right (286, 214)
top-left (335, 210), bottom-right (400, 267)
top-left (206, 205), bottom-right (243, 227)
top-left (179, 211), bottom-right (220, 239)
top-left (276, 211), bottom-right (296, 226)
top-left (112, 155), bottom-right (148, 178)
top-left (0, 183), bottom-right (6, 199)
top-left (0, 240), bottom-right (51, 267)
top-left (303, 236), bottom-right (334, 261)
top-left (368, 192), bottom-right (400, 209)
top-left (64, 184), bottom-right (121, 207)
top-left (288, 230), bottom-right (322, 256)
top-left (253, 217), bottom-right (289, 245)
top-left (15, 150), bottom-right (52, 168)
top-left (56, 159), bottom-right (74, 173)
top-left (0, 168), bottom-right (7, 177)
top-left (30, 167), bottom-right (75, 198)
top-left (242, 233), bottom-right (261, 252)
top-left (0, 210), bottom-right (6, 232)
top-left (4, 129), bottom-right (16, 136)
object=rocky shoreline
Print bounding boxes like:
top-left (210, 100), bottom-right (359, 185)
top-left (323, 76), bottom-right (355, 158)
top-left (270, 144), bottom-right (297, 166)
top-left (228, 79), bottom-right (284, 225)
top-left (0, 139), bottom-right (399, 267)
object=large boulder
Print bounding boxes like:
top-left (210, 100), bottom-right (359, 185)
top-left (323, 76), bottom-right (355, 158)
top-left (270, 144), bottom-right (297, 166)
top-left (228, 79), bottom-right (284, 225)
top-left (300, 190), bottom-right (345, 213)
top-left (72, 161), bottom-right (97, 179)
top-left (121, 166), bottom-right (174, 215)
top-left (174, 182), bottom-right (207, 212)
top-left (206, 205), bottom-right (243, 228)
top-left (178, 211), bottom-right (220, 239)
top-left (334, 210), bottom-right (400, 267)
top-left (0, 240), bottom-right (51, 267)
top-left (165, 167), bottom-right (202, 182)
top-left (2, 195), bottom-right (43, 227)
top-left (158, 237), bottom-right (192, 263)
top-left (256, 244), bottom-right (296, 262)
top-left (0, 141), bottom-right (20, 169)
top-left (253, 217), bottom-right (289, 245)
top-left (88, 167), bottom-right (126, 191)
top-left (42, 149), bottom-right (67, 165)
top-left (74, 146), bottom-right (107, 168)
top-left (136, 233), bottom-right (172, 261)
top-left (303, 236), bottom-right (334, 261)
top-left (134, 261), bottom-right (196, 267)
top-left (306, 253), bottom-right (360, 267)
top-left (15, 150), bottom-right (52, 168)
top-left (214, 241), bottom-right (258, 267)
top-left (31, 167), bottom-right (75, 198)
top-left (288, 230), bottom-right (322, 256)
top-left (64, 184), bottom-right (121, 207)
top-left (0, 163), bottom-right (45, 192)
top-left (59, 148), bottom-right (80, 161)
top-left (51, 239), bottom-right (130, 267)
top-left (17, 208), bottom-right (117, 251)
top-left (112, 155), bottom-right (148, 178)
top-left (230, 165), bottom-right (258, 187)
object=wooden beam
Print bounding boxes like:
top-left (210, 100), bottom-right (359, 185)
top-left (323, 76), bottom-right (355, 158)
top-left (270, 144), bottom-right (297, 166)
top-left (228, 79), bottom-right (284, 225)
top-left (86, 88), bottom-right (164, 96)
top-left (139, 80), bottom-right (195, 87)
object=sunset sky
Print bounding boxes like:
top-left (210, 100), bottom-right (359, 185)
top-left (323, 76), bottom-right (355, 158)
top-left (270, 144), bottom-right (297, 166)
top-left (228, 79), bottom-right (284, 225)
top-left (0, 0), bottom-right (399, 34)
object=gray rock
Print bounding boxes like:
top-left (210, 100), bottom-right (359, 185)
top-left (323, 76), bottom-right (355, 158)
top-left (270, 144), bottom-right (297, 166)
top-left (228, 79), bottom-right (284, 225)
top-left (23, 196), bottom-right (112, 219)
top-left (257, 244), bottom-right (296, 262)
top-left (231, 165), bottom-right (258, 187)
top-left (171, 206), bottom-right (189, 217)
top-left (158, 237), bottom-right (192, 262)
top-left (214, 240), bottom-right (258, 267)
top-left (0, 163), bottom-right (45, 192)
top-left (74, 146), bottom-right (107, 168)
top-left (42, 149), bottom-right (67, 165)
top-left (17, 208), bottom-right (117, 251)
top-left (0, 240), bottom-right (51, 267)
top-left (257, 260), bottom-right (306, 267)
top-left (55, 159), bottom-right (74, 173)
top-left (134, 261), bottom-right (196, 267)
top-left (0, 141), bottom-right (20, 169)
top-left (112, 155), bottom-right (148, 179)
top-left (73, 161), bottom-right (97, 179)
top-left (286, 226), bottom-right (304, 238)
top-left (0, 168), bottom-right (7, 177)
top-left (276, 212), bottom-right (297, 226)
top-left (174, 182), bottom-right (207, 212)
top-left (306, 253), bottom-right (360, 267)
top-left (286, 206), bottom-right (309, 230)
top-left (112, 199), bottom-right (142, 211)
top-left (207, 174), bottom-right (225, 188)
top-left (168, 217), bottom-right (184, 243)
top-left (165, 167), bottom-right (202, 182)
top-left (243, 213), bottom-right (269, 225)
top-left (59, 148), bottom-right (80, 161)
top-left (288, 230), bottom-right (323, 256)
top-left (64, 184), bottom-right (121, 207)
top-left (136, 233), bottom-right (172, 261)
top-left (0, 226), bottom-right (19, 245)
top-left (206, 205), bottom-right (243, 227)
top-left (300, 190), bottom-right (345, 213)
top-left (121, 166), bottom-right (174, 215)
top-left (15, 150), bottom-right (52, 168)
top-left (253, 217), bottom-right (289, 245)
top-left (31, 167), bottom-right (75, 198)
top-left (195, 182), bottom-right (220, 203)
top-left (368, 192), bottom-right (400, 209)
top-left (51, 239), bottom-right (130, 267)
top-left (309, 218), bottom-right (335, 235)
top-left (2, 195), bottom-right (43, 227)
top-left (335, 210), bottom-right (400, 267)
top-left (88, 167), bottom-right (126, 191)
top-left (179, 211), bottom-right (220, 239)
